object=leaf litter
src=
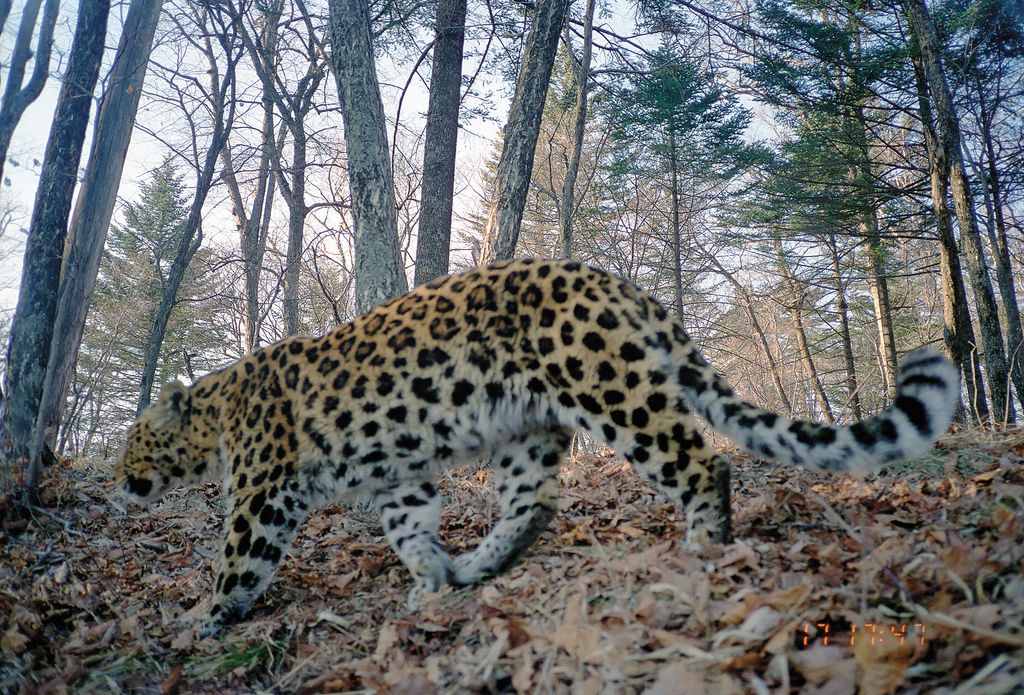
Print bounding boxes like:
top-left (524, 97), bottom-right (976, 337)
top-left (1, 429), bottom-right (1023, 693)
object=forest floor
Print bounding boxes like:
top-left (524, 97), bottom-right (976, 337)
top-left (2, 429), bottom-right (1024, 694)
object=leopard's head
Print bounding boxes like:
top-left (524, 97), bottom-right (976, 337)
top-left (115, 381), bottom-right (212, 504)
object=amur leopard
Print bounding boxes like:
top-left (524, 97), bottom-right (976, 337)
top-left (115, 258), bottom-right (959, 635)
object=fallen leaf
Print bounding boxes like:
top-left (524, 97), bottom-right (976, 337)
top-left (644, 662), bottom-right (710, 695)
top-left (855, 624), bottom-right (923, 695)
top-left (159, 665), bottom-right (184, 695)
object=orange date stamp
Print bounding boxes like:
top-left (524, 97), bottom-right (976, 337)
top-left (798, 622), bottom-right (928, 648)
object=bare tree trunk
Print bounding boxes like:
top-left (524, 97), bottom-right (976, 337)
top-left (1, 0), bottom-right (109, 497)
top-left (862, 211), bottom-right (899, 399)
top-left (0, 0), bottom-right (12, 30)
top-left (0, 0), bottom-right (59, 184)
top-left (231, 0), bottom-right (323, 335)
top-left (825, 234), bottom-right (862, 420)
top-left (839, 19), bottom-right (899, 402)
top-left (556, 0), bottom-right (594, 260)
top-left (283, 123), bottom-right (307, 335)
top-left (774, 235), bottom-right (834, 423)
top-left (329, 0), bottom-right (408, 312)
top-left (976, 83), bottom-right (1024, 408)
top-left (479, 0), bottom-right (568, 262)
top-left (413, 0), bottom-right (466, 285)
top-left (668, 126), bottom-right (685, 323)
top-left (220, 2), bottom-right (280, 351)
top-left (912, 55), bottom-right (985, 422)
top-left (709, 256), bottom-right (793, 415)
top-left (221, 116), bottom-right (275, 352)
top-left (906, 0), bottom-right (1013, 423)
top-left (137, 35), bottom-right (239, 411)
top-left (34, 0), bottom-right (163, 461)
top-left (848, 104), bottom-right (899, 399)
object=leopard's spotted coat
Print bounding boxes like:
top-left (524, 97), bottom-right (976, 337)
top-left (115, 259), bottom-right (959, 635)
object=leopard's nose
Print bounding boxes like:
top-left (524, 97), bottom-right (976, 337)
top-left (124, 475), bottom-right (153, 499)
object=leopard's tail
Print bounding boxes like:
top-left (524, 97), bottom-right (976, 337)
top-left (674, 346), bottom-right (960, 473)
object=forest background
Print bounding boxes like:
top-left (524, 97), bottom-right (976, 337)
top-left (0, 0), bottom-right (1023, 691)
top-left (2, 0), bottom-right (1022, 481)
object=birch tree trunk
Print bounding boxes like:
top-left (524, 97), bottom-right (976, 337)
top-left (850, 105), bottom-right (898, 399)
top-left (0, 0), bottom-right (59, 185)
top-left (34, 0), bottom-right (163, 460)
top-left (329, 0), bottom-right (408, 312)
top-left (906, 0), bottom-right (1013, 422)
top-left (841, 17), bottom-right (898, 401)
top-left (413, 0), bottom-right (466, 285)
top-left (1, 0), bottom-right (109, 496)
top-left (556, 0), bottom-right (594, 260)
top-left (479, 0), bottom-right (568, 262)
top-left (912, 55), bottom-right (985, 422)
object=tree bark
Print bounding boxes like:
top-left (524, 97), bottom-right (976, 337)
top-left (34, 0), bottom-right (163, 463)
top-left (906, 0), bottom-right (1013, 422)
top-left (976, 82), bottom-right (1024, 408)
top-left (825, 233), bottom-right (862, 420)
top-left (413, 0), bottom-right (466, 285)
top-left (226, 12), bottom-right (278, 354)
top-left (668, 126), bottom-right (685, 323)
top-left (282, 124), bottom-right (307, 335)
top-left (479, 0), bottom-right (568, 262)
top-left (329, 0), bottom-right (408, 312)
top-left (839, 16), bottom-right (898, 402)
top-left (862, 209), bottom-right (899, 399)
top-left (0, 0), bottom-right (13, 31)
top-left (219, 1), bottom-right (280, 351)
top-left (774, 235), bottom-right (834, 423)
top-left (912, 55), bottom-right (985, 422)
top-left (0, 0), bottom-right (59, 184)
top-left (848, 106), bottom-right (898, 399)
top-left (1, 0), bottom-right (109, 496)
top-left (556, 0), bottom-right (594, 260)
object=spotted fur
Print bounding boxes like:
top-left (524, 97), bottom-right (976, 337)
top-left (114, 259), bottom-right (959, 635)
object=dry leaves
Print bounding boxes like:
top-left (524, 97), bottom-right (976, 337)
top-left (1, 429), bottom-right (1023, 692)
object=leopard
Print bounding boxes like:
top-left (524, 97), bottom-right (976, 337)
top-left (114, 258), bottom-right (960, 636)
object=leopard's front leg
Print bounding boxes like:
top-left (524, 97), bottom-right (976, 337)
top-left (201, 479), bottom-right (307, 637)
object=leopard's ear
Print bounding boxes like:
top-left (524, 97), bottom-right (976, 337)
top-left (152, 380), bottom-right (189, 427)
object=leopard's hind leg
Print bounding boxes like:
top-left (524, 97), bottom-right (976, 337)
top-left (587, 399), bottom-right (731, 544)
top-left (375, 481), bottom-right (454, 608)
top-left (452, 427), bottom-right (571, 585)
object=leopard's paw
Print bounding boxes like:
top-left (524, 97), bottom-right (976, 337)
top-left (452, 551), bottom-right (487, 586)
top-left (197, 602), bottom-right (246, 638)
top-left (198, 615), bottom-right (226, 639)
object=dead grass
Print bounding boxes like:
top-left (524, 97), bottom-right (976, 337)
top-left (2, 429), bottom-right (1023, 693)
